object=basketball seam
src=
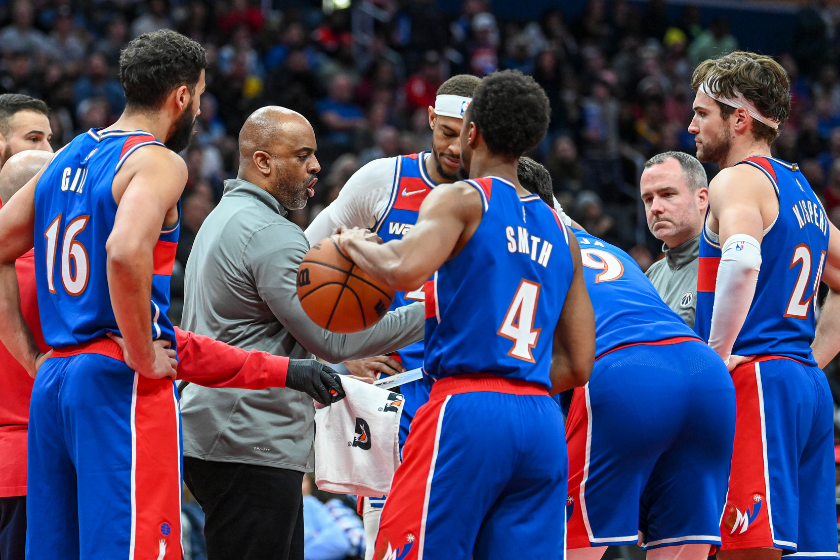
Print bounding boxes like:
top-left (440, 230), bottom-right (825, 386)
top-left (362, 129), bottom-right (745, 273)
top-left (300, 260), bottom-right (394, 300)
top-left (325, 263), bottom-right (353, 330)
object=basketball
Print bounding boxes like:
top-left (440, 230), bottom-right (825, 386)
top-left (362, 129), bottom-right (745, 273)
top-left (296, 235), bottom-right (395, 333)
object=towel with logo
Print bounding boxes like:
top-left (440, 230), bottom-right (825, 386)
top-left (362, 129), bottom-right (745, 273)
top-left (314, 376), bottom-right (404, 497)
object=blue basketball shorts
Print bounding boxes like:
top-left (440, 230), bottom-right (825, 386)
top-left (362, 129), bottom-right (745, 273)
top-left (374, 374), bottom-right (567, 560)
top-left (26, 339), bottom-right (183, 560)
top-left (719, 356), bottom-right (837, 558)
top-left (565, 338), bottom-right (736, 550)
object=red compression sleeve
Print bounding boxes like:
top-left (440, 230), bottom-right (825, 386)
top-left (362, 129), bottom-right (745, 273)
top-left (174, 326), bottom-right (288, 389)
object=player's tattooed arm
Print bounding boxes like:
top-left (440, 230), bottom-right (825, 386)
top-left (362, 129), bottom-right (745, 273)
top-left (337, 182), bottom-right (482, 291)
top-left (813, 222), bottom-right (840, 368)
top-left (0, 157), bottom-right (51, 377)
top-left (549, 232), bottom-right (595, 394)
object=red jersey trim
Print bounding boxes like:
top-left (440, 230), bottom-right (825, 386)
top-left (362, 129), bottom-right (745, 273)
top-left (596, 336), bottom-right (701, 361)
top-left (120, 134), bottom-right (156, 160)
top-left (153, 240), bottom-right (178, 276)
top-left (742, 157), bottom-right (777, 182)
top-left (429, 374), bottom-right (548, 399)
top-left (697, 256), bottom-right (721, 293)
top-left (51, 337), bottom-right (124, 362)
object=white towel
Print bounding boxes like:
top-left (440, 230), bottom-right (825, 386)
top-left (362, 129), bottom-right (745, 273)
top-left (314, 376), bottom-right (404, 497)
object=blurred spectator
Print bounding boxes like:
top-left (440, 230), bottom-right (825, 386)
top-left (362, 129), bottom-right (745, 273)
top-left (218, 0), bottom-right (264, 34)
top-left (301, 474), bottom-right (353, 560)
top-left (502, 34), bottom-right (534, 75)
top-left (688, 17), bottom-right (738, 66)
top-left (74, 52), bottom-right (125, 118)
top-left (131, 0), bottom-right (173, 39)
top-left (46, 7), bottom-right (87, 70)
top-left (818, 127), bottom-right (840, 179)
top-left (545, 135), bottom-right (584, 195)
top-left (358, 125), bottom-right (401, 167)
top-left (404, 51), bottom-right (442, 113)
top-left (176, 191), bottom-right (215, 269)
top-left (580, 78), bottom-right (622, 198)
top-left (317, 73), bottom-right (365, 152)
top-left (575, 190), bottom-right (617, 243)
top-left (824, 159), bottom-right (840, 212)
top-left (0, 0), bottom-right (48, 57)
top-left (468, 13), bottom-right (500, 76)
top-left (94, 16), bottom-right (129, 67)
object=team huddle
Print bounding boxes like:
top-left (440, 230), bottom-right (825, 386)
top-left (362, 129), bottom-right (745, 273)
top-left (0, 28), bottom-right (838, 560)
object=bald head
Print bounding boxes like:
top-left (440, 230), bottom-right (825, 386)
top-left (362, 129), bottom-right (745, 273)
top-left (238, 106), bottom-right (311, 166)
top-left (0, 150), bottom-right (51, 205)
top-left (237, 106), bottom-right (320, 210)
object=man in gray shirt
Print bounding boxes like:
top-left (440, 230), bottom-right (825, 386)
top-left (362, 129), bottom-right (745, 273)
top-left (641, 151), bottom-right (709, 327)
top-left (179, 106), bottom-right (424, 560)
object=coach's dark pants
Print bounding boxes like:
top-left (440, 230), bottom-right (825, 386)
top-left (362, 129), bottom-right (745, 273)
top-left (0, 496), bottom-right (26, 560)
top-left (183, 457), bottom-right (304, 560)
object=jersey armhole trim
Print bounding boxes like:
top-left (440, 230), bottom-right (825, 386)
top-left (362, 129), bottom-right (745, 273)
top-left (731, 159), bottom-right (781, 238)
top-left (373, 156), bottom-right (402, 234)
top-left (115, 140), bottom-right (166, 173)
top-left (463, 179), bottom-right (489, 213)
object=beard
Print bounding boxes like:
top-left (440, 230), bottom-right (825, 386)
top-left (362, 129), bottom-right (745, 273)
top-left (165, 106), bottom-right (198, 153)
top-left (696, 125), bottom-right (732, 165)
top-left (275, 168), bottom-right (316, 211)
top-left (456, 164), bottom-right (469, 181)
top-left (433, 148), bottom-right (459, 182)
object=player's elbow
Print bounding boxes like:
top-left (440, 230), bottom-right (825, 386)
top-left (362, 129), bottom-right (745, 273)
top-left (106, 236), bottom-right (146, 276)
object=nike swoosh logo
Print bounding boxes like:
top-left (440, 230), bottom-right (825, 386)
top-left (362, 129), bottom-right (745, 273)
top-left (402, 188), bottom-right (426, 196)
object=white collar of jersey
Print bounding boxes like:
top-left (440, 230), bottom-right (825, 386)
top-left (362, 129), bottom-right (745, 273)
top-left (433, 95), bottom-right (471, 119)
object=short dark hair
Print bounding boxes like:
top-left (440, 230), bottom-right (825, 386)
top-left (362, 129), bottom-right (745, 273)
top-left (119, 29), bottom-right (207, 110)
top-left (468, 70), bottom-right (550, 159)
top-left (0, 94), bottom-right (48, 138)
top-left (517, 157), bottom-right (554, 206)
top-left (437, 74), bottom-right (482, 98)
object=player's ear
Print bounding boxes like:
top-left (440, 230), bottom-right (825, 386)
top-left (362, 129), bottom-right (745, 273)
top-left (428, 106), bottom-right (436, 130)
top-left (696, 186), bottom-right (709, 212)
top-left (467, 122), bottom-right (479, 148)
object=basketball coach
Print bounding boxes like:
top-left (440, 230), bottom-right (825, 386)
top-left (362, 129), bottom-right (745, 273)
top-left (179, 106), bottom-right (424, 560)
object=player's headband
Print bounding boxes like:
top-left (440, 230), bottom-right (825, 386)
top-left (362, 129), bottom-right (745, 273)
top-left (699, 79), bottom-right (780, 130)
top-left (433, 95), bottom-right (471, 119)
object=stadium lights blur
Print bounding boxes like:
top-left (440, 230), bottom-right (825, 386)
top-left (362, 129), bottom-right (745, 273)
top-left (323, 0), bottom-right (351, 14)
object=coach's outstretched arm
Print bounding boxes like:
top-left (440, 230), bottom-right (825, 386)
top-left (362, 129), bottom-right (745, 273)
top-left (548, 233), bottom-right (595, 394)
top-left (337, 182), bottom-right (481, 291)
top-left (0, 163), bottom-right (50, 377)
top-left (812, 222), bottom-right (840, 368)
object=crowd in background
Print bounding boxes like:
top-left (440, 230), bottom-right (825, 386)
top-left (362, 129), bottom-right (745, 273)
top-left (5, 0), bottom-right (840, 557)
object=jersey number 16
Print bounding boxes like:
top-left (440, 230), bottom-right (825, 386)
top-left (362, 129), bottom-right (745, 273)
top-left (44, 213), bottom-right (90, 296)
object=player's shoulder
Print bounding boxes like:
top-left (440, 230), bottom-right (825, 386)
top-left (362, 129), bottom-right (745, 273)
top-left (120, 143), bottom-right (186, 177)
top-left (709, 161), bottom-right (772, 192)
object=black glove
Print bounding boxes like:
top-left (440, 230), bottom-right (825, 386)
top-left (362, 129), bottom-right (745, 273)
top-left (286, 360), bottom-right (346, 405)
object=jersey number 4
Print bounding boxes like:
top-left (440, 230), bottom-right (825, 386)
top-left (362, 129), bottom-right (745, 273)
top-left (498, 279), bottom-right (542, 362)
top-left (44, 213), bottom-right (90, 296)
top-left (785, 244), bottom-right (826, 319)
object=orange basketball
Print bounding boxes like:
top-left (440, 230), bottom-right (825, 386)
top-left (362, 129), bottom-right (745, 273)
top-left (297, 235), bottom-right (395, 333)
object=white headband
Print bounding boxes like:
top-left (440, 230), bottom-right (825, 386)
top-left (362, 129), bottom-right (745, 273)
top-left (433, 94), bottom-right (471, 119)
top-left (699, 80), bottom-right (780, 130)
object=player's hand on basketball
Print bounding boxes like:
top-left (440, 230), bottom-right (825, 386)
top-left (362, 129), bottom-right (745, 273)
top-left (335, 227), bottom-right (383, 250)
top-left (287, 359), bottom-right (346, 405)
top-left (344, 355), bottom-right (406, 381)
top-left (726, 354), bottom-right (755, 372)
top-left (107, 333), bottom-right (178, 379)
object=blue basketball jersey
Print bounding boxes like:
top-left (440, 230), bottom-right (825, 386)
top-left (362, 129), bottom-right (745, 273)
top-left (33, 128), bottom-right (179, 349)
top-left (695, 156), bottom-right (829, 365)
top-left (374, 151), bottom-right (437, 369)
top-left (423, 176), bottom-right (574, 389)
top-left (572, 229), bottom-right (699, 358)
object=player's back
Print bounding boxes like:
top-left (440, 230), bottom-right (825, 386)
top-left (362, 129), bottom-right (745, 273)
top-left (423, 176), bottom-right (573, 389)
top-left (33, 128), bottom-right (178, 349)
top-left (695, 156), bottom-right (829, 364)
top-left (572, 229), bottom-right (699, 358)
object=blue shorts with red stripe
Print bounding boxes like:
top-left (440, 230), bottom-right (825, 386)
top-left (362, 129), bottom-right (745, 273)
top-left (720, 356), bottom-right (837, 558)
top-left (374, 374), bottom-right (567, 560)
top-left (26, 340), bottom-right (183, 560)
top-left (566, 338), bottom-right (736, 550)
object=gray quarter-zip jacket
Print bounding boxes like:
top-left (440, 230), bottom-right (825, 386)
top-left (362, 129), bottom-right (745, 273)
top-left (645, 234), bottom-right (700, 328)
top-left (179, 178), bottom-right (424, 472)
